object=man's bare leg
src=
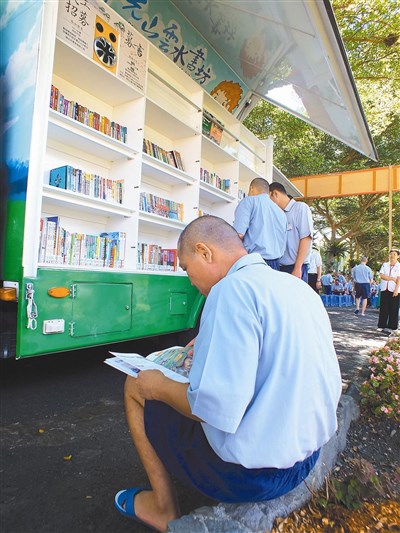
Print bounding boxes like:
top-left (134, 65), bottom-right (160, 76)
top-left (361, 297), bottom-right (368, 316)
top-left (123, 376), bottom-right (180, 532)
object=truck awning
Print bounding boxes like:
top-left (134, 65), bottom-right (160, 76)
top-left (171, 0), bottom-right (377, 161)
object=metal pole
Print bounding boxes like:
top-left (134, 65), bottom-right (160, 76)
top-left (388, 165), bottom-right (393, 249)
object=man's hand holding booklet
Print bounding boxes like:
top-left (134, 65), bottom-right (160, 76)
top-left (105, 345), bottom-right (193, 383)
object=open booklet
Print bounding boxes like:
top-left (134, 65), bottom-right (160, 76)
top-left (104, 345), bottom-right (192, 383)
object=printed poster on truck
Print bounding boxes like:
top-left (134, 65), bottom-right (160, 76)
top-left (56, 0), bottom-right (147, 92)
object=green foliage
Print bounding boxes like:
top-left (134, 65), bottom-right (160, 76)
top-left (332, 478), bottom-right (364, 509)
top-left (360, 333), bottom-right (400, 422)
top-left (332, 472), bottom-right (383, 510)
top-left (314, 457), bottom-right (386, 511)
top-left (310, 193), bottom-right (400, 270)
top-left (334, 0), bottom-right (400, 138)
top-left (243, 0), bottom-right (400, 268)
top-left (243, 0), bottom-right (400, 175)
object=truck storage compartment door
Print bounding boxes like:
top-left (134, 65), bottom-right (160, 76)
top-left (71, 282), bottom-right (132, 337)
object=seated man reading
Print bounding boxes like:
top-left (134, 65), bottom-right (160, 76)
top-left (115, 215), bottom-right (342, 533)
top-left (332, 278), bottom-right (345, 295)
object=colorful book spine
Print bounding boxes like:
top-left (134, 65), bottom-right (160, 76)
top-left (142, 138), bottom-right (185, 172)
top-left (200, 167), bottom-right (231, 193)
top-left (139, 192), bottom-right (184, 221)
top-left (38, 217), bottom-right (126, 269)
top-left (48, 165), bottom-right (124, 204)
top-left (49, 84), bottom-right (127, 143)
top-left (137, 242), bottom-right (177, 271)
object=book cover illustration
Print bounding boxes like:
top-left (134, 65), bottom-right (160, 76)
top-left (149, 346), bottom-right (193, 377)
top-left (105, 345), bottom-right (193, 383)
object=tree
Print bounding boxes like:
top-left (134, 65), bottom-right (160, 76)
top-left (243, 0), bottom-right (400, 269)
top-left (311, 193), bottom-right (400, 271)
top-left (243, 0), bottom-right (400, 175)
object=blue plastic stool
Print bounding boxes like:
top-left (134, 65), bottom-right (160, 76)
top-left (345, 295), bottom-right (353, 306)
top-left (331, 295), bottom-right (340, 307)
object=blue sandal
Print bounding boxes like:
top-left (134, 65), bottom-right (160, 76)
top-left (114, 487), bottom-right (162, 532)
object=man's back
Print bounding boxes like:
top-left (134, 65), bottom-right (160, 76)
top-left (352, 263), bottom-right (372, 283)
top-left (233, 193), bottom-right (287, 260)
top-left (188, 254), bottom-right (342, 469)
top-left (280, 199), bottom-right (313, 266)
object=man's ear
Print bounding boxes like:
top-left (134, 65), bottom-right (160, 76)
top-left (194, 242), bottom-right (213, 263)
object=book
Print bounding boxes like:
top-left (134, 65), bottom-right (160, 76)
top-left (49, 165), bottom-right (72, 189)
top-left (105, 345), bottom-right (193, 383)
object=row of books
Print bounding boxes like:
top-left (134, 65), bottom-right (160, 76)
top-left (202, 110), bottom-right (224, 146)
top-left (143, 139), bottom-right (185, 171)
top-left (200, 167), bottom-right (231, 193)
top-left (137, 243), bottom-right (177, 271)
top-left (49, 165), bottom-right (124, 204)
top-left (140, 192), bottom-right (184, 221)
top-left (38, 216), bottom-right (126, 268)
top-left (50, 84), bottom-right (128, 143)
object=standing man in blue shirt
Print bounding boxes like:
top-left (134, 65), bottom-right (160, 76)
top-left (233, 178), bottom-right (287, 270)
top-left (269, 182), bottom-right (313, 282)
top-left (321, 271), bottom-right (333, 295)
top-left (352, 256), bottom-right (373, 316)
top-left (114, 216), bottom-right (342, 533)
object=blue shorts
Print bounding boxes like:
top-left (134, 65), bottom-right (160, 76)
top-left (355, 282), bottom-right (370, 299)
top-left (144, 400), bottom-right (319, 503)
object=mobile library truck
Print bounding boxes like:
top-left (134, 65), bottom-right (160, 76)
top-left (1, 0), bottom-right (376, 358)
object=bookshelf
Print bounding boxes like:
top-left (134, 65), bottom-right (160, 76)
top-left (30, 1), bottom-right (270, 276)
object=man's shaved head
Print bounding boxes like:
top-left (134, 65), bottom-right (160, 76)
top-left (249, 177), bottom-right (269, 193)
top-left (178, 215), bottom-right (244, 256)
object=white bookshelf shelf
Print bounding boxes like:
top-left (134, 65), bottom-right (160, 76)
top-left (138, 211), bottom-right (187, 231)
top-left (42, 185), bottom-right (135, 217)
top-left (48, 109), bottom-right (137, 161)
top-left (199, 182), bottom-right (236, 203)
top-left (202, 135), bottom-right (238, 164)
top-left (142, 153), bottom-right (196, 186)
top-left (145, 98), bottom-right (200, 140)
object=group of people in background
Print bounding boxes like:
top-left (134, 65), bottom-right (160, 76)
top-left (232, 177), bottom-right (399, 335)
top-left (314, 252), bottom-right (400, 335)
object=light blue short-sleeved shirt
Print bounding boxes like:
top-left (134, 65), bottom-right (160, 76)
top-left (280, 199), bottom-right (313, 266)
top-left (352, 264), bottom-right (373, 283)
top-left (187, 253), bottom-right (342, 469)
top-left (233, 194), bottom-right (287, 260)
top-left (321, 273), bottom-right (333, 286)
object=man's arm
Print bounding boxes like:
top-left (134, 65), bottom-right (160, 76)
top-left (233, 197), bottom-right (251, 239)
top-left (135, 369), bottom-right (202, 421)
top-left (292, 236), bottom-right (312, 278)
top-left (394, 276), bottom-right (400, 297)
top-left (316, 263), bottom-right (322, 289)
top-left (380, 273), bottom-right (398, 282)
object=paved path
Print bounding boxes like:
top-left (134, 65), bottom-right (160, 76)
top-left (327, 306), bottom-right (385, 391)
